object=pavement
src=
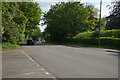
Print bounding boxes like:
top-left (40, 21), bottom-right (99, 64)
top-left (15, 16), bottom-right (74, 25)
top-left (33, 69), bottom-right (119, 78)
top-left (2, 44), bottom-right (119, 78)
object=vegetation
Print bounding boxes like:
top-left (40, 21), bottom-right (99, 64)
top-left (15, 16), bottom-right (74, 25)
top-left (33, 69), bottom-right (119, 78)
top-left (43, 2), bottom-right (97, 42)
top-left (2, 2), bottom-right (42, 45)
top-left (0, 42), bottom-right (21, 51)
top-left (1, 1), bottom-right (119, 50)
top-left (74, 29), bottom-right (120, 38)
top-left (42, 1), bottom-right (119, 50)
top-left (66, 29), bottom-right (120, 50)
top-left (106, 1), bottom-right (120, 29)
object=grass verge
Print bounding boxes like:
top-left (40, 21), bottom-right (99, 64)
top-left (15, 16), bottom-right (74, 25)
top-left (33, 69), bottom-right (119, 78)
top-left (0, 42), bottom-right (21, 51)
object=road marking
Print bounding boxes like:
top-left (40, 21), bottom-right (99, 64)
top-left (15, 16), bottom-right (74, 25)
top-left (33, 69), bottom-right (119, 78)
top-left (45, 72), bottom-right (50, 75)
top-left (21, 50), bottom-right (31, 59)
top-left (21, 50), bottom-right (56, 79)
top-left (31, 60), bottom-right (34, 61)
top-left (21, 50), bottom-right (41, 67)
top-left (21, 72), bottom-right (36, 76)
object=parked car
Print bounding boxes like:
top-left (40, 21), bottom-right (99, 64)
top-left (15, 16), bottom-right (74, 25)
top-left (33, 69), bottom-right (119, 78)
top-left (27, 39), bottom-right (35, 45)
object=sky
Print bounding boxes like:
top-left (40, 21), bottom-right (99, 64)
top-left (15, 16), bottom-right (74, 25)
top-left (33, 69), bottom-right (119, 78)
top-left (34, 0), bottom-right (112, 32)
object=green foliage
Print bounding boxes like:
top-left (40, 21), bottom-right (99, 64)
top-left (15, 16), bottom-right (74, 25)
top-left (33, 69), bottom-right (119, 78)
top-left (106, 1), bottom-right (120, 29)
top-left (1, 42), bottom-right (20, 51)
top-left (69, 30), bottom-right (120, 49)
top-left (19, 2), bottom-right (42, 39)
top-left (3, 21), bottom-right (21, 44)
top-left (44, 2), bottom-right (92, 42)
top-left (74, 29), bottom-right (120, 39)
top-left (86, 4), bottom-right (99, 19)
top-left (68, 37), bottom-right (120, 49)
top-left (13, 15), bottom-right (27, 24)
top-left (31, 26), bottom-right (41, 41)
top-left (2, 2), bottom-right (42, 44)
top-left (73, 31), bottom-right (93, 39)
top-left (100, 37), bottom-right (120, 49)
top-left (101, 29), bottom-right (120, 38)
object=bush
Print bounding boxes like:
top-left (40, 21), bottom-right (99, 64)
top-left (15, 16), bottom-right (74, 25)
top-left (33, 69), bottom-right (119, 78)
top-left (1, 42), bottom-right (20, 50)
top-left (74, 29), bottom-right (120, 39)
top-left (67, 37), bottom-right (120, 50)
top-left (101, 29), bottom-right (120, 38)
top-left (73, 31), bottom-right (93, 39)
top-left (100, 37), bottom-right (120, 49)
top-left (67, 30), bottom-right (120, 49)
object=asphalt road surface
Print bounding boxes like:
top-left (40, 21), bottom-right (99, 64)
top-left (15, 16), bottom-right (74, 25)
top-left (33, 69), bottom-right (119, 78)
top-left (3, 44), bottom-right (118, 78)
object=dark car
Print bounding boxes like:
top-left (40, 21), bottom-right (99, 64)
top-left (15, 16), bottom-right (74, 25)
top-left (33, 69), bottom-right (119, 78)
top-left (27, 39), bottom-right (35, 45)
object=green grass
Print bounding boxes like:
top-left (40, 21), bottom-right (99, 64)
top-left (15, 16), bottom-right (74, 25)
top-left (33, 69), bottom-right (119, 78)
top-left (0, 42), bottom-right (21, 51)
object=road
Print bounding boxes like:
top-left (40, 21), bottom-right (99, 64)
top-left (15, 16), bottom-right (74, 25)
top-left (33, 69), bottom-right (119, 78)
top-left (3, 44), bottom-right (118, 78)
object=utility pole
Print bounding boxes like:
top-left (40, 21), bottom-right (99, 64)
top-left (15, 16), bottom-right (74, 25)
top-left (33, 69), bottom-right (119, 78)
top-left (98, 0), bottom-right (102, 47)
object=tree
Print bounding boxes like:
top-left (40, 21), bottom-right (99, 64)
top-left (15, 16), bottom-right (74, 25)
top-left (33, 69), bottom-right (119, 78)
top-left (2, 2), bottom-right (42, 44)
top-left (18, 2), bottom-right (42, 40)
top-left (31, 26), bottom-right (41, 41)
top-left (106, 1), bottom-right (120, 29)
top-left (86, 4), bottom-right (99, 20)
top-left (2, 2), bottom-right (25, 44)
top-left (85, 4), bottom-right (102, 31)
top-left (43, 2), bottom-right (92, 42)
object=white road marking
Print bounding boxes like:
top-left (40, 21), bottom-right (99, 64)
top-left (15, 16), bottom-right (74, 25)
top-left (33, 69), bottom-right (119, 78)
top-left (31, 60), bottom-right (34, 61)
top-left (45, 72), bottom-right (50, 75)
top-left (21, 50), bottom-right (56, 79)
top-left (21, 72), bottom-right (36, 76)
top-left (21, 50), bottom-right (40, 67)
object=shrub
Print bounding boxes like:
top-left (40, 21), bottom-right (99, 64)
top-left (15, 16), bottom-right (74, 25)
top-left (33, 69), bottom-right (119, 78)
top-left (2, 42), bottom-right (20, 50)
top-left (73, 31), bottom-right (93, 39)
top-left (101, 29), bottom-right (120, 38)
top-left (74, 29), bottom-right (120, 39)
top-left (100, 37), bottom-right (120, 49)
top-left (67, 29), bottom-right (120, 49)
top-left (92, 30), bottom-right (100, 38)
top-left (67, 37), bottom-right (120, 50)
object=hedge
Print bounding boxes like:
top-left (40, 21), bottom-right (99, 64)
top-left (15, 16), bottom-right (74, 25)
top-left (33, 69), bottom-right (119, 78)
top-left (100, 37), bottom-right (120, 49)
top-left (67, 37), bottom-right (120, 50)
top-left (74, 29), bottom-right (120, 38)
top-left (101, 29), bottom-right (120, 38)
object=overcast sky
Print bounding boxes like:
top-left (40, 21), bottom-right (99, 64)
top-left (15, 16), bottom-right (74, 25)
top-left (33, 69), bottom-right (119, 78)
top-left (35, 0), bottom-right (112, 32)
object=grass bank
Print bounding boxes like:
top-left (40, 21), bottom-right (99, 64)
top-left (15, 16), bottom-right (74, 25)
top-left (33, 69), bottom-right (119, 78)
top-left (0, 42), bottom-right (21, 51)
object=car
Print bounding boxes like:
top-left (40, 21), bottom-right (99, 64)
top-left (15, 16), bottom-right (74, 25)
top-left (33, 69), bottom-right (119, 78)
top-left (27, 39), bottom-right (35, 45)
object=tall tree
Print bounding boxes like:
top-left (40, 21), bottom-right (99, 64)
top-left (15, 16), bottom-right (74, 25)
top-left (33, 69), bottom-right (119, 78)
top-left (2, 2), bottom-right (42, 44)
top-left (106, 1), bottom-right (120, 29)
top-left (18, 2), bottom-right (42, 39)
top-left (2, 2), bottom-right (26, 44)
top-left (43, 2), bottom-right (93, 42)
top-left (86, 4), bottom-right (101, 31)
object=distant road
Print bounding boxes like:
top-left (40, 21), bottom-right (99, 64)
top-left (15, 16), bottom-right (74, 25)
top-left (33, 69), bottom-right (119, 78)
top-left (21, 44), bottom-right (118, 78)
